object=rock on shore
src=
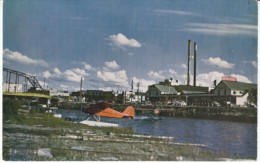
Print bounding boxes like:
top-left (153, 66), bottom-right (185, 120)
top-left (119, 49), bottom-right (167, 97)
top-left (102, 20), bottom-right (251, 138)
top-left (3, 123), bottom-right (232, 161)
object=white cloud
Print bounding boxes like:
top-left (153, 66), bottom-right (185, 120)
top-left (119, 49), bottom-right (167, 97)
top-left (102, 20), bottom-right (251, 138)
top-left (197, 71), bottom-right (225, 87)
top-left (83, 63), bottom-right (92, 70)
top-left (154, 9), bottom-right (196, 16)
top-left (196, 71), bottom-right (252, 88)
top-left (69, 68), bottom-right (85, 76)
top-left (108, 33), bottom-right (142, 48)
top-left (147, 71), bottom-right (165, 80)
top-left (230, 74), bottom-right (251, 83)
top-left (251, 61), bottom-right (257, 68)
top-left (146, 68), bottom-right (182, 83)
top-left (181, 64), bottom-right (187, 69)
top-left (105, 60), bottom-right (120, 69)
top-left (53, 67), bottom-right (62, 75)
top-left (42, 71), bottom-right (52, 78)
top-left (243, 60), bottom-right (257, 69)
top-left (74, 61), bottom-right (92, 70)
top-left (132, 76), bottom-right (156, 92)
top-left (202, 57), bottom-right (235, 69)
top-left (41, 67), bottom-right (87, 83)
top-left (97, 69), bottom-right (129, 88)
top-left (3, 49), bottom-right (49, 67)
top-left (169, 69), bottom-right (177, 76)
top-left (184, 23), bottom-right (257, 37)
top-left (63, 68), bottom-right (85, 82)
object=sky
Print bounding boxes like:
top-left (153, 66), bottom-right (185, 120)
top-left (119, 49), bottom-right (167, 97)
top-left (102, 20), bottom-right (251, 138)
top-left (2, 0), bottom-right (258, 92)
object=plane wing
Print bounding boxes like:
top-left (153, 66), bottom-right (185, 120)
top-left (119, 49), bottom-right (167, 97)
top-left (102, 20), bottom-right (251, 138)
top-left (83, 102), bottom-right (135, 119)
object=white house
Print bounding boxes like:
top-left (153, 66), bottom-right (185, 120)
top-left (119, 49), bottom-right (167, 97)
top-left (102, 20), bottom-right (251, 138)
top-left (49, 89), bottom-right (70, 97)
top-left (213, 80), bottom-right (257, 106)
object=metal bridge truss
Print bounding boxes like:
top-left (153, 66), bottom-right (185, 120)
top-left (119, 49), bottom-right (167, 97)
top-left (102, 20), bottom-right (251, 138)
top-left (3, 67), bottom-right (43, 92)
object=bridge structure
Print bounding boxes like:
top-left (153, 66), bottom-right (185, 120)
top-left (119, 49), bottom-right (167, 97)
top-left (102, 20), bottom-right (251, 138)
top-left (3, 67), bottom-right (50, 99)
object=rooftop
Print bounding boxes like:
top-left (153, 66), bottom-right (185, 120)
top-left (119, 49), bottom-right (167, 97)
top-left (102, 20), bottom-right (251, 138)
top-left (175, 85), bottom-right (209, 94)
top-left (153, 84), bottom-right (179, 94)
top-left (220, 81), bottom-right (257, 91)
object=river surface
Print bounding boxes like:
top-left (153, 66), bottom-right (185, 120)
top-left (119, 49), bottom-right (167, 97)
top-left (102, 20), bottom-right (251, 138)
top-left (55, 109), bottom-right (257, 158)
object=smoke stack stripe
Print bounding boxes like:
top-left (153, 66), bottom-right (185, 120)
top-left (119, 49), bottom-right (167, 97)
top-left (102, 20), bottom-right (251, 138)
top-left (193, 42), bottom-right (197, 86)
top-left (187, 40), bottom-right (191, 86)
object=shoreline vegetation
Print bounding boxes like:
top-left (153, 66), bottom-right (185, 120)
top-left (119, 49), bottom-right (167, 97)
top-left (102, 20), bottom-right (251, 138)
top-left (2, 99), bottom-right (255, 161)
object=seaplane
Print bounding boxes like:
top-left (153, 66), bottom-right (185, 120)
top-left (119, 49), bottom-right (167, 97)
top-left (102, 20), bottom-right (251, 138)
top-left (81, 102), bottom-right (135, 125)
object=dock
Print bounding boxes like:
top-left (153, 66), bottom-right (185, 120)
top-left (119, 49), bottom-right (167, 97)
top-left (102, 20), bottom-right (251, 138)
top-left (135, 106), bottom-right (257, 123)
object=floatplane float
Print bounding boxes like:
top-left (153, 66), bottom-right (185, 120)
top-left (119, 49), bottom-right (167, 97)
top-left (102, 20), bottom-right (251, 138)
top-left (80, 102), bottom-right (135, 127)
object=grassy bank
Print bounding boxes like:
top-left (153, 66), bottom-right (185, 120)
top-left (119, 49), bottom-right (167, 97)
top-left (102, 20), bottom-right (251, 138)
top-left (5, 112), bottom-right (134, 135)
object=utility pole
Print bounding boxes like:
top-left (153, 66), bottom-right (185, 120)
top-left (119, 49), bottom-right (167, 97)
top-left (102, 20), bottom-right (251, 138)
top-left (80, 77), bottom-right (83, 99)
top-left (44, 78), bottom-right (46, 89)
top-left (80, 77), bottom-right (83, 110)
top-left (169, 78), bottom-right (172, 104)
top-left (131, 79), bottom-right (134, 93)
top-left (136, 82), bottom-right (140, 102)
top-left (130, 79), bottom-right (134, 102)
top-left (136, 82), bottom-right (140, 94)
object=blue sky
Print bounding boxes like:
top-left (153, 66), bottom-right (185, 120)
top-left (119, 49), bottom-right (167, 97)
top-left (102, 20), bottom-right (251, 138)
top-left (3, 0), bottom-right (258, 92)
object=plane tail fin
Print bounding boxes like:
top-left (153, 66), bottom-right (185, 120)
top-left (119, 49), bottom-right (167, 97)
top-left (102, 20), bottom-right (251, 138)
top-left (122, 106), bottom-right (135, 118)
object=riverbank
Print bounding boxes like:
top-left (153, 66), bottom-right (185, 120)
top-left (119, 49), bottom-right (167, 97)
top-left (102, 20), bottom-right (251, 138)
top-left (45, 101), bottom-right (257, 123)
top-left (2, 112), bottom-right (243, 161)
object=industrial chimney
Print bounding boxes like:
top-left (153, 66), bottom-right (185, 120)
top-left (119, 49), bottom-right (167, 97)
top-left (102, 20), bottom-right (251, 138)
top-left (187, 40), bottom-right (191, 86)
top-left (193, 42), bottom-right (197, 86)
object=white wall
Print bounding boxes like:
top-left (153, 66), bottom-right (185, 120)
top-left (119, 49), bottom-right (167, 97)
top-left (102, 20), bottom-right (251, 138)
top-left (49, 89), bottom-right (70, 97)
top-left (2, 83), bottom-right (23, 92)
top-left (236, 93), bottom-right (248, 106)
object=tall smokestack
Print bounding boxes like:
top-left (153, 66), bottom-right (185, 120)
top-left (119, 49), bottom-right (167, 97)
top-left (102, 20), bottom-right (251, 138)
top-left (193, 42), bottom-right (197, 86)
top-left (187, 40), bottom-right (191, 86)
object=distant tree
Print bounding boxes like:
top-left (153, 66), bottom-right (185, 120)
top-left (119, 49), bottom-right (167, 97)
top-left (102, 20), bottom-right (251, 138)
top-left (116, 92), bottom-right (125, 104)
top-left (129, 93), bottom-right (135, 102)
top-left (3, 99), bottom-right (21, 120)
top-left (247, 88), bottom-right (257, 105)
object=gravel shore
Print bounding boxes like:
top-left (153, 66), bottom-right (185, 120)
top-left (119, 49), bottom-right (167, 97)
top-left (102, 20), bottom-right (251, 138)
top-left (3, 120), bottom-right (237, 161)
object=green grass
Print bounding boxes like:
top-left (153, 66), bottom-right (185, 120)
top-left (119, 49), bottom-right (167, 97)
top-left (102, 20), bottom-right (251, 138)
top-left (8, 113), bottom-right (76, 128)
top-left (5, 112), bottom-right (134, 135)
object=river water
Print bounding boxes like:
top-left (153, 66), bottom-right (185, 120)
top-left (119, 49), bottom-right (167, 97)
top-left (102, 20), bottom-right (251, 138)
top-left (55, 109), bottom-right (257, 159)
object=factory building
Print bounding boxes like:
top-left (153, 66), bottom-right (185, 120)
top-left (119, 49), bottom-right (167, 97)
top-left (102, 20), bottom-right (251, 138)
top-left (146, 84), bottom-right (179, 105)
